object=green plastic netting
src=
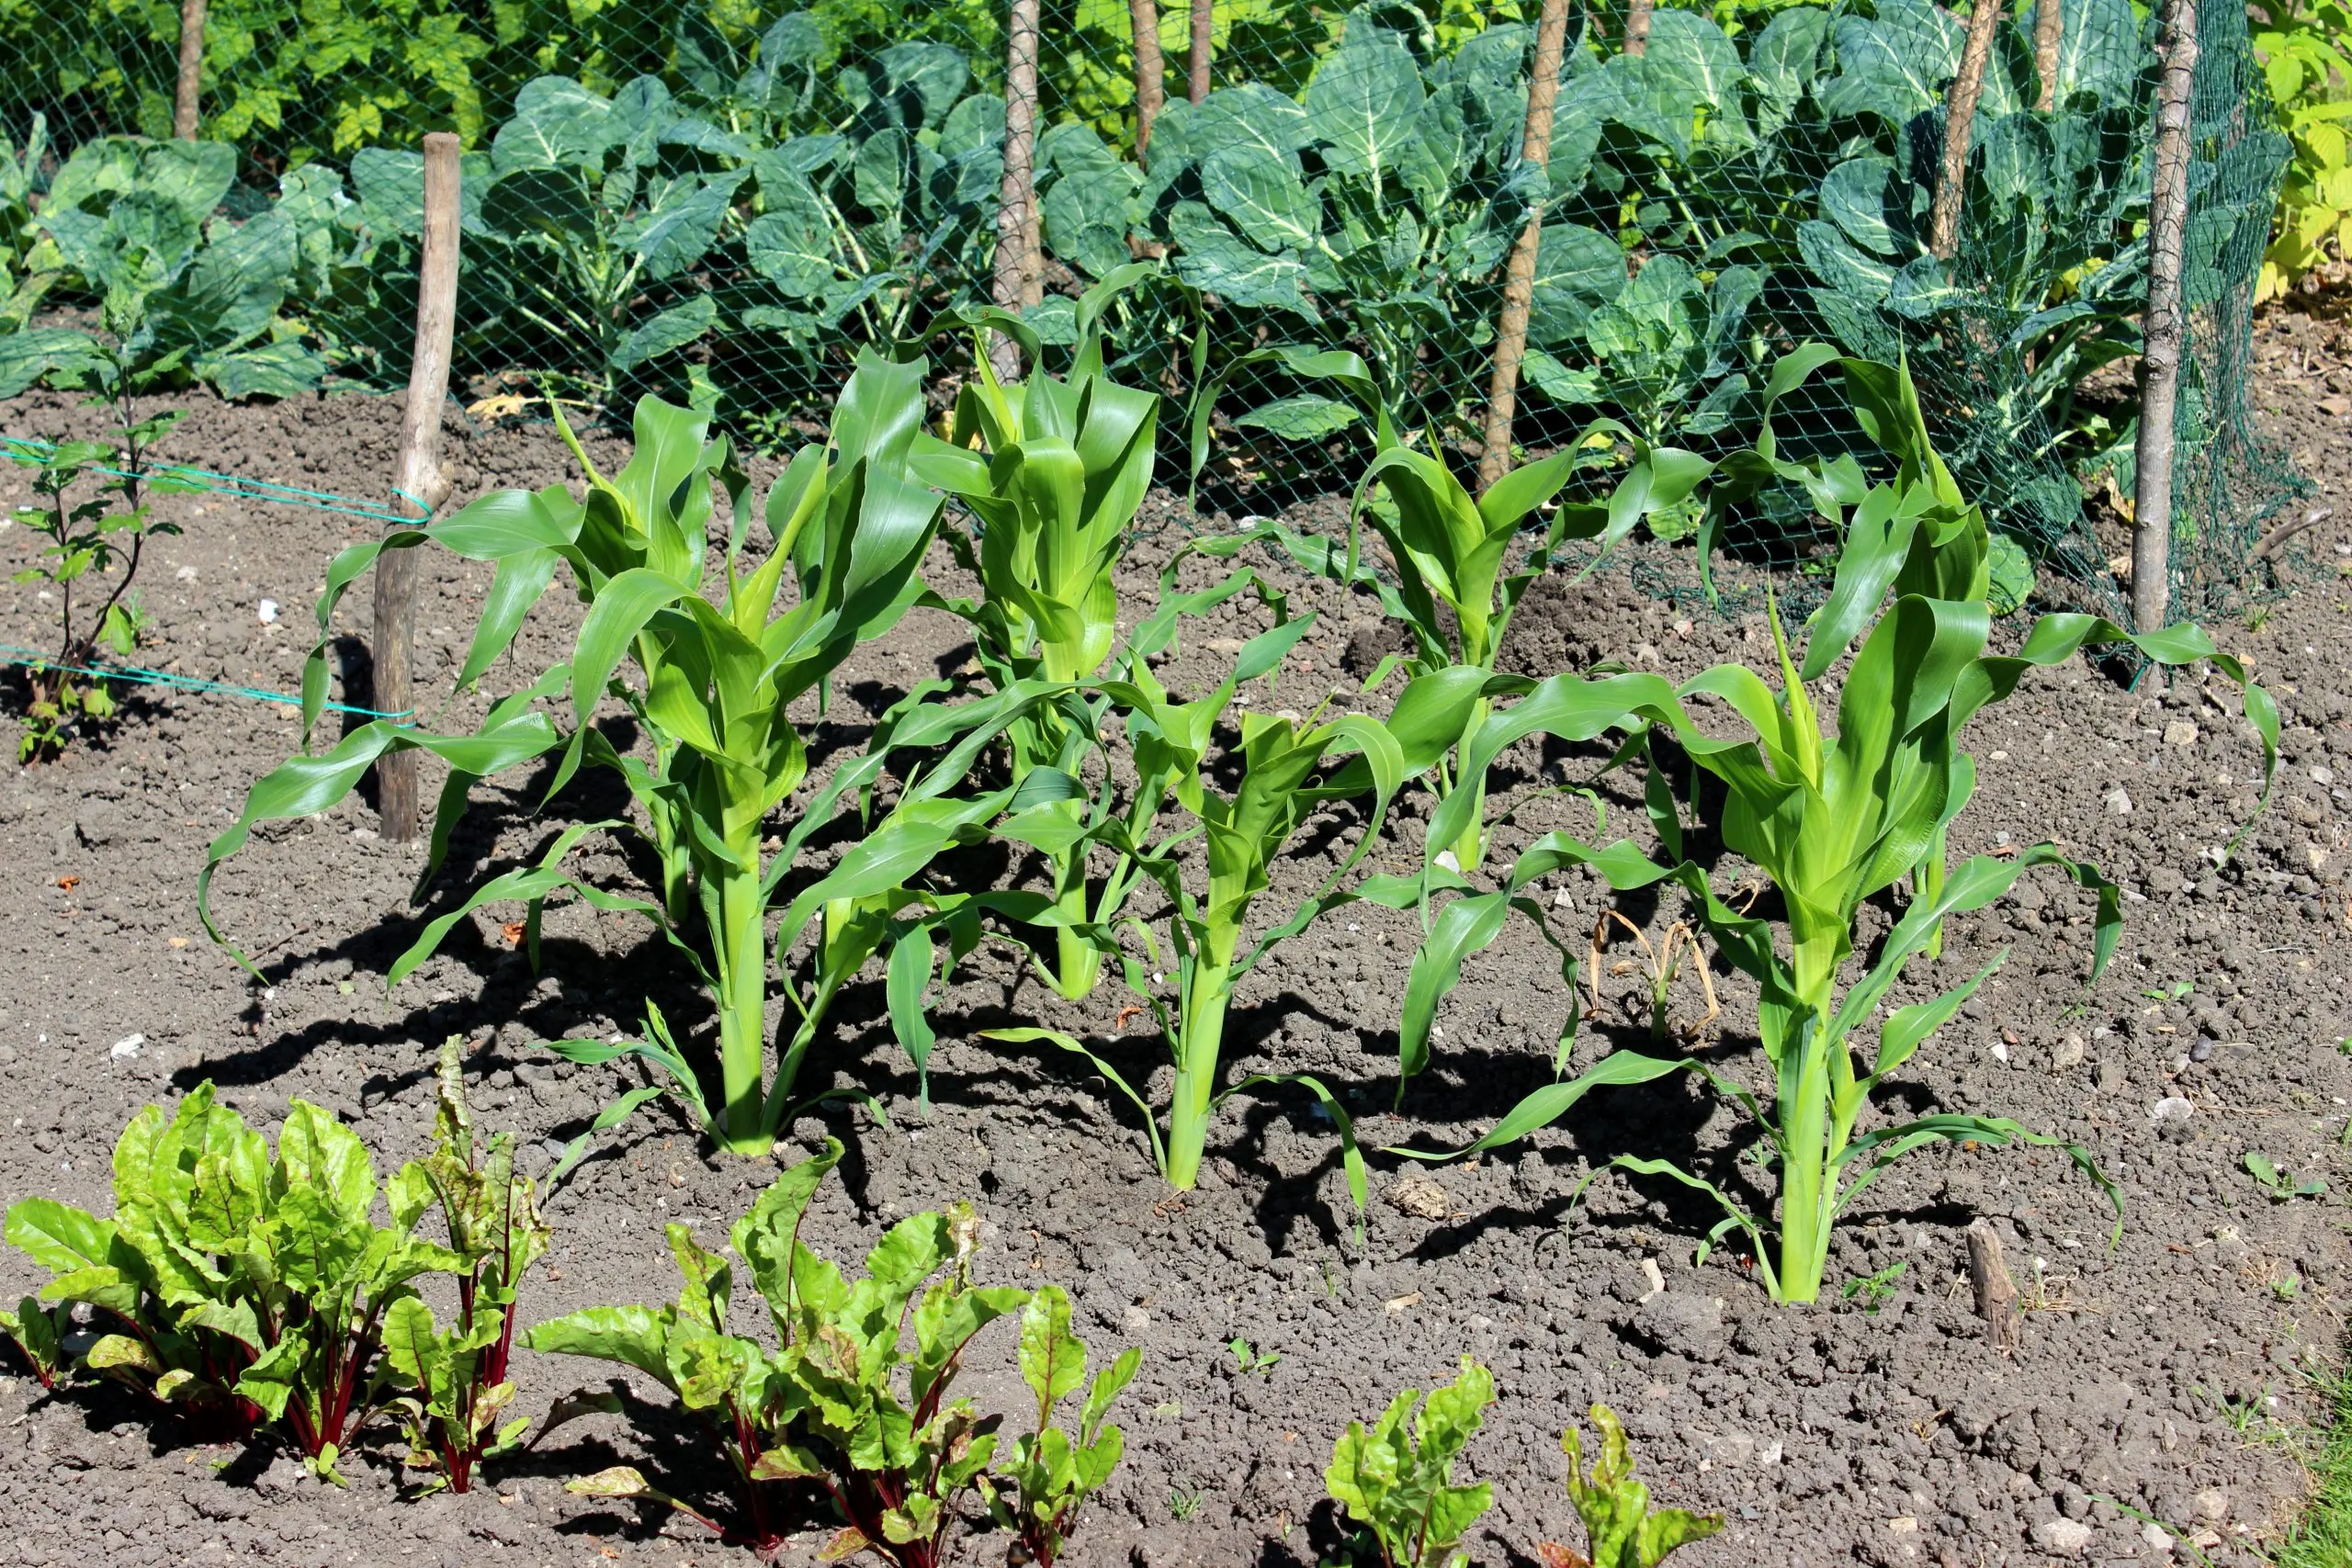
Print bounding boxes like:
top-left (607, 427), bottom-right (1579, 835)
top-left (0, 0), bottom-right (2307, 619)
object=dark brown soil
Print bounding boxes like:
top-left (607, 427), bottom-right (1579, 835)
top-left (0, 321), bottom-right (2348, 1568)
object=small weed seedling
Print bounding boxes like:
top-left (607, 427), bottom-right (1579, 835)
top-left (1168, 1474), bottom-right (1205, 1520)
top-left (1545, 1404), bottom-right (1723, 1568)
top-left (2246, 1151), bottom-right (2327, 1203)
top-left (1841, 1262), bottom-right (1906, 1314)
top-left (2143, 979), bottom-right (2198, 1003)
top-left (1229, 1337), bottom-right (1282, 1378)
top-left (1325, 1357), bottom-right (1494, 1568)
top-left (1589, 910), bottom-right (1719, 1043)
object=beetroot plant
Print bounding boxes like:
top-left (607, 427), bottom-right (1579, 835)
top-left (380, 1038), bottom-right (554, 1494)
top-left (3, 1085), bottom-right (468, 1476)
top-left (526, 1138), bottom-right (1136, 1562)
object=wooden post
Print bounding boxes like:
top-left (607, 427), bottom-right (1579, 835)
top-left (1929, 0), bottom-right (2006, 259)
top-left (2132, 0), bottom-right (2198, 633)
top-left (1131, 0), bottom-right (1166, 157)
top-left (1476, 0), bottom-right (1575, 493)
top-left (1623, 0), bottom-right (1652, 56)
top-left (173, 0), bottom-right (207, 139)
top-left (372, 132), bottom-right (461, 841)
top-left (990, 0), bottom-right (1044, 382)
top-left (2034, 0), bottom-right (2064, 111)
top-left (1188, 0), bottom-right (1212, 104)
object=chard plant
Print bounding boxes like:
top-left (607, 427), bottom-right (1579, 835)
top-left (1544, 1404), bottom-right (1722, 1568)
top-left (0, 1296), bottom-right (65, 1389)
top-left (985, 608), bottom-right (1404, 1198)
top-left (1389, 361), bottom-right (2277, 1303)
top-left (910, 269), bottom-right (1160, 1001)
top-left (202, 352), bottom-right (1036, 1158)
top-left (2, 1085), bottom-right (468, 1478)
top-left (1324, 1356), bottom-right (1495, 1568)
top-left (526, 1138), bottom-right (1136, 1563)
top-left (381, 1038), bottom-right (554, 1494)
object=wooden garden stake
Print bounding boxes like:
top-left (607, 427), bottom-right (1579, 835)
top-left (990, 0), bottom-right (1045, 382)
top-left (1623, 0), bottom-right (1652, 56)
top-left (372, 132), bottom-right (461, 842)
top-left (2132, 0), bottom-right (2199, 632)
top-left (2035, 0), bottom-right (2064, 111)
top-left (174, 0), bottom-right (207, 139)
top-left (1131, 0), bottom-right (1166, 156)
top-left (1929, 0), bottom-right (2007, 259)
top-left (1476, 0), bottom-right (1575, 493)
top-left (1188, 0), bottom-right (1212, 104)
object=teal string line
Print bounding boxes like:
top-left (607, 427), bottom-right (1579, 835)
top-left (1, 434), bottom-right (428, 523)
top-left (0, 641), bottom-right (415, 721)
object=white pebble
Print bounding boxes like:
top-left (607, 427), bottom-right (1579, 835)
top-left (109, 1032), bottom-right (145, 1060)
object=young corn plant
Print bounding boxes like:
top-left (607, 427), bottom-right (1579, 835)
top-left (1542, 1404), bottom-right (1722, 1568)
top-left (985, 611), bottom-right (1404, 1198)
top-left (1324, 1356), bottom-right (1495, 1568)
top-left (381, 1038), bottom-right (554, 1495)
top-left (1387, 364), bottom-right (2277, 1303)
top-left (3, 1085), bottom-right (467, 1477)
top-left (526, 1139), bottom-right (1136, 1562)
top-left (910, 271), bottom-right (1159, 1001)
top-left (202, 353), bottom-right (1008, 1157)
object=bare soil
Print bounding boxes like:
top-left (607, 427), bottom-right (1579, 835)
top-left (0, 315), bottom-right (2349, 1568)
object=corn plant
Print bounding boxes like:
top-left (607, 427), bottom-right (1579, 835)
top-left (526, 1138), bottom-right (1136, 1563)
top-left (986, 610), bottom-right (1403, 1198)
top-left (910, 269), bottom-right (1159, 1000)
top-left (201, 353), bottom-right (1012, 1157)
top-left (1385, 365), bottom-right (2277, 1303)
top-left (380, 1038), bottom-right (553, 1495)
top-left (1544, 1404), bottom-right (1721, 1568)
top-left (2, 1085), bottom-right (468, 1478)
top-left (1324, 1357), bottom-right (1495, 1568)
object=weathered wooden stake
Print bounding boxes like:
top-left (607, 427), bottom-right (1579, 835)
top-left (2132, 0), bottom-right (2199, 632)
top-left (174, 0), bottom-right (207, 139)
top-left (1476, 0), bottom-right (1575, 493)
top-left (1929, 0), bottom-right (2007, 259)
top-left (990, 0), bottom-right (1045, 382)
top-left (1623, 0), bottom-right (1653, 56)
top-left (2035, 0), bottom-right (2064, 111)
top-left (1131, 0), bottom-right (1166, 156)
top-left (1188, 0), bottom-right (1212, 104)
top-left (372, 132), bottom-right (461, 841)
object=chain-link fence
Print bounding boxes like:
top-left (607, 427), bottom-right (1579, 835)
top-left (0, 0), bottom-right (2306, 619)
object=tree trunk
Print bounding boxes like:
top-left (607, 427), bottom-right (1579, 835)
top-left (1623, 0), bottom-right (1652, 56)
top-left (1476, 0), bottom-right (1576, 493)
top-left (1131, 0), bottom-right (1166, 156)
top-left (2132, 0), bottom-right (2199, 632)
top-left (173, 0), bottom-right (207, 139)
top-left (1188, 0), bottom-right (1212, 104)
top-left (373, 132), bottom-right (462, 840)
top-left (1928, 0), bottom-right (2006, 259)
top-left (991, 0), bottom-right (1045, 381)
top-left (2034, 0), bottom-right (2064, 111)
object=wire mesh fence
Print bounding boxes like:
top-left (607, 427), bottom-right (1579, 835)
top-left (0, 0), bottom-right (2307, 621)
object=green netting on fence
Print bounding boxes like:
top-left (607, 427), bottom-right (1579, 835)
top-left (0, 0), bottom-right (2307, 621)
